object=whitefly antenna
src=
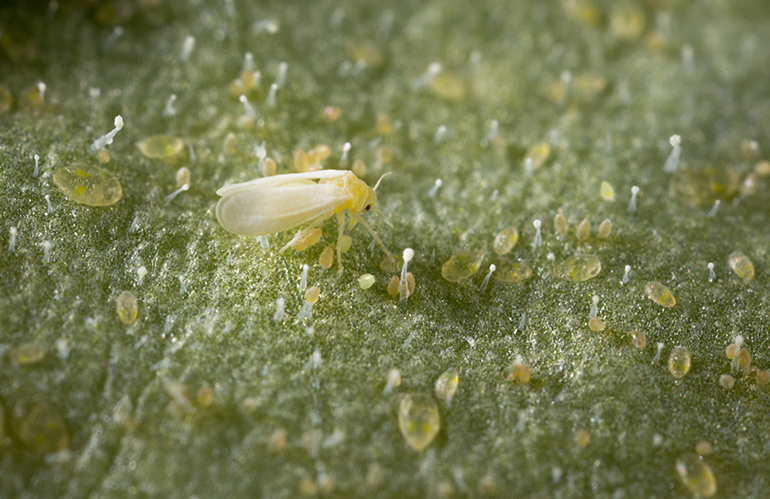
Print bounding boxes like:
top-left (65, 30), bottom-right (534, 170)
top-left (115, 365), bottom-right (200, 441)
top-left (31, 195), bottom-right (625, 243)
top-left (372, 172), bottom-right (391, 191)
top-left (373, 208), bottom-right (393, 228)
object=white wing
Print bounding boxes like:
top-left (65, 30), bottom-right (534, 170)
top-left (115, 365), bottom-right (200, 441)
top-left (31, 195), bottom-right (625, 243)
top-left (216, 170), bottom-right (352, 196)
top-left (216, 180), bottom-right (348, 236)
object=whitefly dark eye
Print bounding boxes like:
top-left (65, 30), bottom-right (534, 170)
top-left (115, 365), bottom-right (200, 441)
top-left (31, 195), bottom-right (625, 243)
top-left (365, 204), bottom-right (371, 211)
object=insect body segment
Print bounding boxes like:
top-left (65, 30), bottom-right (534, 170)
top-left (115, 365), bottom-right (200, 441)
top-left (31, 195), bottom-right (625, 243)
top-left (216, 170), bottom-right (389, 271)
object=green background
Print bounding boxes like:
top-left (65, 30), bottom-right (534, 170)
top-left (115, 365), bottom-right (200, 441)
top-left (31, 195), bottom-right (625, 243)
top-left (1, 0), bottom-right (769, 497)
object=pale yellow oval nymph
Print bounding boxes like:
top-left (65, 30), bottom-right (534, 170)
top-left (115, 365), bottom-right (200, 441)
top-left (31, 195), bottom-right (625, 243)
top-left (53, 164), bottom-right (122, 206)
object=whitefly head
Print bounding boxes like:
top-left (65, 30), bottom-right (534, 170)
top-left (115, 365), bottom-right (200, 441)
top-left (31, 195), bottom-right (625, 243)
top-left (358, 172), bottom-right (391, 214)
top-left (361, 185), bottom-right (377, 213)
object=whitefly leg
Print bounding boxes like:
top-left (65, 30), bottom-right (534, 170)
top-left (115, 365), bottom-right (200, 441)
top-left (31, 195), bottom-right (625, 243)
top-left (278, 211), bottom-right (334, 253)
top-left (351, 213), bottom-right (391, 257)
top-left (279, 229), bottom-right (305, 253)
top-left (336, 212), bottom-right (345, 273)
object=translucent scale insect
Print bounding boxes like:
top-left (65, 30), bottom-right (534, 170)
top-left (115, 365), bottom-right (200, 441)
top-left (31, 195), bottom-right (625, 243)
top-left (216, 170), bottom-right (390, 271)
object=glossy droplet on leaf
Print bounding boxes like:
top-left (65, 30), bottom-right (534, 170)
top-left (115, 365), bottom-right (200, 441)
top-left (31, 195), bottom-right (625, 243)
top-left (387, 276), bottom-right (400, 296)
top-left (294, 237), bottom-right (309, 251)
top-left (493, 261), bottom-right (533, 283)
top-left (675, 454), bottom-right (716, 497)
top-left (430, 73), bottom-right (467, 103)
top-left (441, 251), bottom-right (485, 282)
top-left (197, 384), bottom-right (214, 407)
top-left (11, 401), bottom-right (70, 453)
top-left (16, 343), bottom-right (45, 364)
top-left (597, 219), bottom-right (611, 238)
top-left (306, 228), bottom-right (322, 246)
top-left (304, 286), bottom-right (320, 304)
top-left (610, 4), bottom-right (646, 40)
top-left (116, 291), bottom-right (139, 325)
top-left (525, 142), bottom-right (550, 168)
top-left (719, 374), bottom-right (734, 389)
top-left (755, 370), bottom-right (770, 386)
top-left (555, 255), bottom-right (601, 282)
top-left (735, 348), bottom-right (751, 372)
top-left (673, 168), bottom-right (740, 208)
top-left (575, 429), bottom-right (590, 447)
top-left (358, 274), bottom-right (375, 290)
top-left (434, 368), bottom-right (459, 403)
top-left (576, 218), bottom-right (591, 242)
top-left (398, 393), bottom-right (440, 451)
top-left (402, 273), bottom-right (416, 299)
top-left (53, 164), bottom-right (122, 206)
top-left (137, 135), bottom-right (184, 159)
top-left (340, 235), bottom-right (353, 253)
top-left (668, 346), bottom-right (691, 378)
top-left (563, 0), bottom-right (601, 27)
top-left (554, 212), bottom-right (568, 235)
top-left (727, 251), bottom-right (754, 280)
top-left (319, 246), bottom-right (334, 269)
top-left (588, 318), bottom-right (605, 331)
top-left (380, 255), bottom-right (402, 273)
top-left (503, 357), bottom-right (531, 383)
top-left (645, 281), bottom-right (676, 307)
top-left (493, 227), bottom-right (518, 255)
top-left (695, 441), bottom-right (712, 456)
top-left (627, 330), bottom-right (646, 349)
top-left (175, 167), bottom-right (191, 187)
top-left (599, 181), bottom-right (615, 201)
